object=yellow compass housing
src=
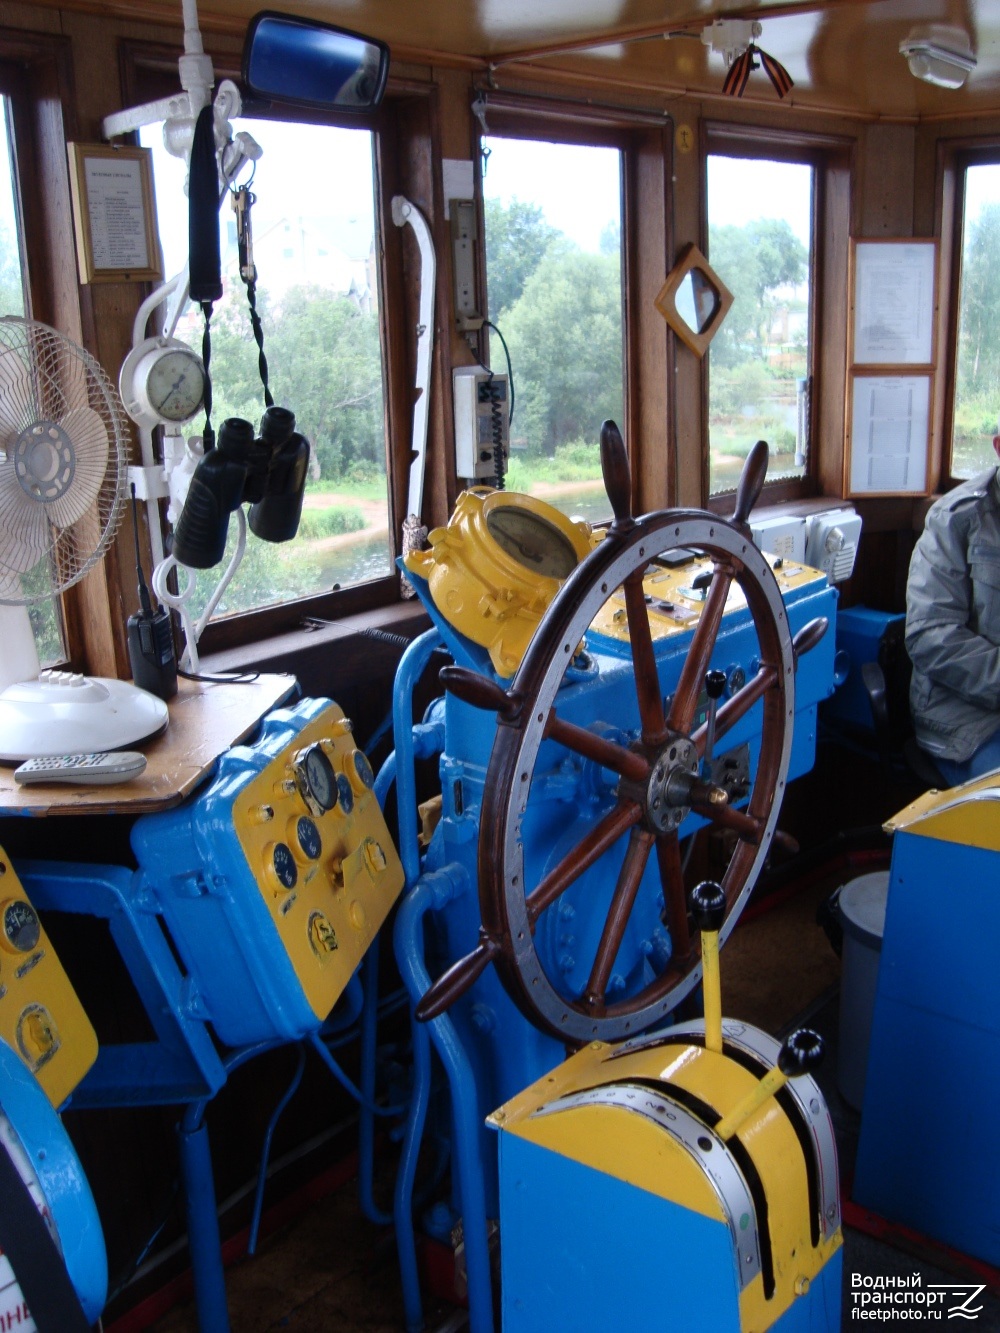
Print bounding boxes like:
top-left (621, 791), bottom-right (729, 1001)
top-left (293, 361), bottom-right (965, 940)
top-left (404, 488), bottom-right (593, 677)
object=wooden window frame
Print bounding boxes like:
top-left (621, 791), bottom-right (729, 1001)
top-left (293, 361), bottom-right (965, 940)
top-left (937, 139), bottom-right (1000, 492)
top-left (703, 122), bottom-right (852, 512)
top-left (472, 93), bottom-right (674, 517)
top-left (120, 42), bottom-right (436, 657)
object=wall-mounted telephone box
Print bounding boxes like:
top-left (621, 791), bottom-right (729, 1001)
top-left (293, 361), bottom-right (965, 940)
top-left (454, 365), bottom-right (510, 482)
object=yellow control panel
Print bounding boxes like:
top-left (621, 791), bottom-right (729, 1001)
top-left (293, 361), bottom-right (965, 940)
top-left (232, 704), bottom-right (404, 1024)
top-left (0, 848), bottom-right (98, 1107)
top-left (589, 552), bottom-right (826, 644)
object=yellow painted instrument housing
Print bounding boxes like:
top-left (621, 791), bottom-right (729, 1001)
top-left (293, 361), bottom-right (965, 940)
top-left (491, 1025), bottom-right (842, 1333)
top-left (403, 487), bottom-right (593, 677)
top-left (231, 704), bottom-right (404, 1026)
top-left (0, 847), bottom-right (97, 1107)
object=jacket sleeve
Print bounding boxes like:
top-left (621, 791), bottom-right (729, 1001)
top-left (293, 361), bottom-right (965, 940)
top-left (905, 500), bottom-right (1000, 710)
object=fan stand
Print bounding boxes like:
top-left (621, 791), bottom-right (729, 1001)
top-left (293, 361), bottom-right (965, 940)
top-left (0, 603), bottom-right (40, 694)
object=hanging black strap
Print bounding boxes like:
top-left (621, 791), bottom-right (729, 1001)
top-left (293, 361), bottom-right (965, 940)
top-left (0, 1137), bottom-right (94, 1332)
top-left (189, 103), bottom-right (223, 452)
top-left (233, 185), bottom-right (273, 409)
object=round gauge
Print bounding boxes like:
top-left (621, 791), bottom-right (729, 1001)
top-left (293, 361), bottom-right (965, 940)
top-left (270, 843), bottom-right (298, 891)
top-left (336, 773), bottom-right (354, 815)
top-left (296, 743), bottom-right (338, 814)
top-left (485, 505), bottom-right (581, 579)
top-left (351, 750), bottom-right (375, 791)
top-left (296, 816), bottom-right (322, 861)
top-left (120, 336), bottom-right (206, 429)
top-left (1, 900), bottom-right (40, 954)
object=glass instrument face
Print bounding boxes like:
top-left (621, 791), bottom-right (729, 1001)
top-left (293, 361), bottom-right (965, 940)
top-left (144, 348), bottom-right (206, 423)
top-left (2, 900), bottom-right (39, 953)
top-left (485, 506), bottom-right (580, 579)
top-left (298, 744), bottom-right (337, 814)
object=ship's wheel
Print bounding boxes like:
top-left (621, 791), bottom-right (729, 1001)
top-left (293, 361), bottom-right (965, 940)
top-left (418, 422), bottom-right (826, 1044)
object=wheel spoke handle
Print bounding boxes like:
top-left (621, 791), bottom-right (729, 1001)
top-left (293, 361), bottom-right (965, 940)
top-left (731, 439), bottom-right (769, 530)
top-left (440, 665), bottom-right (521, 720)
top-left (689, 797), bottom-right (763, 844)
top-left (600, 419), bottom-right (633, 530)
top-left (416, 933), bottom-right (502, 1021)
top-left (792, 617), bottom-right (828, 668)
top-left (545, 713), bottom-right (649, 783)
top-left (624, 574), bottom-right (668, 746)
top-left (667, 566), bottom-right (733, 736)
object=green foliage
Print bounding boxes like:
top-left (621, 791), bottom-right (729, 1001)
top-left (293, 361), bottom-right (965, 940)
top-left (506, 439), bottom-right (601, 489)
top-left (708, 218), bottom-right (807, 362)
top-left (296, 505), bottom-right (367, 539)
top-left (957, 203), bottom-right (1000, 401)
top-left (484, 197), bottom-right (559, 321)
top-left (501, 249), bottom-right (623, 455)
top-left (0, 218), bottom-right (24, 318)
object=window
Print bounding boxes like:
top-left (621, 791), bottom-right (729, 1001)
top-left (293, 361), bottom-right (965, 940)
top-left (951, 159), bottom-right (1000, 478)
top-left (0, 82), bottom-right (66, 667)
top-left (142, 117), bottom-right (393, 629)
top-left (706, 153), bottom-right (814, 496)
top-left (481, 132), bottom-right (625, 525)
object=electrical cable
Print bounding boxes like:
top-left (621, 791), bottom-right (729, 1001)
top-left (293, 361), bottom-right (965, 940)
top-left (176, 666), bottom-right (262, 685)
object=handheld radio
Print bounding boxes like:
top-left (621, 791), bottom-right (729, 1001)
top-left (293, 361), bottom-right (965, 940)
top-left (127, 487), bottom-right (178, 701)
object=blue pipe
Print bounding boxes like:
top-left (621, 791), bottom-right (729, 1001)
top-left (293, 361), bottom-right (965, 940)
top-left (179, 1102), bottom-right (230, 1333)
top-left (395, 865), bottom-right (494, 1333)
top-left (392, 629), bottom-right (447, 885)
top-left (247, 1045), bottom-right (307, 1255)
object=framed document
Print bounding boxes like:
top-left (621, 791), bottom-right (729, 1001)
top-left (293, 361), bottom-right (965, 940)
top-left (846, 372), bottom-right (931, 497)
top-left (850, 239), bottom-right (937, 367)
top-left (67, 143), bottom-right (162, 284)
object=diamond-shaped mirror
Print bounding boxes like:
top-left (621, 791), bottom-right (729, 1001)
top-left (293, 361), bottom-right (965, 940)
top-left (655, 243), bottom-right (733, 356)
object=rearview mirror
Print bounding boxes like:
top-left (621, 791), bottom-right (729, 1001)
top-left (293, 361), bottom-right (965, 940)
top-left (242, 11), bottom-right (390, 112)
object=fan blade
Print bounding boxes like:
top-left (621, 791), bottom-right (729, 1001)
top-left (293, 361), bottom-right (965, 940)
top-left (0, 459), bottom-right (49, 570)
top-left (46, 406), bottom-right (109, 529)
top-left (0, 347), bottom-right (38, 454)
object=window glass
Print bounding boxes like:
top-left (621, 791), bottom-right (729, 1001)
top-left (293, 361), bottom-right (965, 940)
top-left (0, 99), bottom-right (65, 666)
top-left (141, 119), bottom-right (391, 623)
top-left (481, 136), bottom-right (622, 524)
top-left (707, 156), bottom-right (813, 495)
top-left (953, 162), bottom-right (1000, 478)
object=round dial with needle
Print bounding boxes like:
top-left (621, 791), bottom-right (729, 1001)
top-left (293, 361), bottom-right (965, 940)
top-left (119, 336), bottom-right (207, 429)
top-left (485, 505), bottom-right (580, 579)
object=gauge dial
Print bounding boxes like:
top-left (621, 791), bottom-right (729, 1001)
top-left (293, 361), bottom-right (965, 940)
top-left (351, 750), bottom-right (375, 791)
top-left (270, 843), bottom-right (298, 890)
top-left (121, 337), bottom-right (207, 429)
top-left (336, 773), bottom-right (354, 815)
top-left (296, 816), bottom-right (322, 860)
top-left (295, 743), bottom-right (337, 814)
top-left (485, 506), bottom-right (580, 579)
top-left (1, 900), bottom-right (40, 953)
top-left (142, 347), bottom-right (206, 423)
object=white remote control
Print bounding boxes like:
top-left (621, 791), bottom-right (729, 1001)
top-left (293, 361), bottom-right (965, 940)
top-left (13, 751), bottom-right (148, 785)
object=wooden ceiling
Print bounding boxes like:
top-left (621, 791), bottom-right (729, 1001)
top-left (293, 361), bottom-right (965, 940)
top-left (50, 0), bottom-right (1000, 120)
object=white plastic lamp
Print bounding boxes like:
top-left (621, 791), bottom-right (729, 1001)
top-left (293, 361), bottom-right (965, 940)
top-left (900, 24), bottom-right (976, 90)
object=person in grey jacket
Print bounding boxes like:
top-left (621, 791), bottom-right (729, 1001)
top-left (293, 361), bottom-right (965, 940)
top-left (905, 434), bottom-right (1000, 785)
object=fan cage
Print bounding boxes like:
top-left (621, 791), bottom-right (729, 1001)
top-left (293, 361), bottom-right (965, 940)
top-left (0, 315), bottom-right (128, 606)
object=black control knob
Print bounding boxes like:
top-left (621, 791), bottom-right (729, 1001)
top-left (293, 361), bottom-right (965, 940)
top-left (705, 669), bottom-right (727, 700)
top-left (690, 880), bottom-right (726, 933)
top-left (777, 1028), bottom-right (824, 1077)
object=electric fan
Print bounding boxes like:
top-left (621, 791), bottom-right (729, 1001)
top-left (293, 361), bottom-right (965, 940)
top-left (0, 315), bottom-right (169, 761)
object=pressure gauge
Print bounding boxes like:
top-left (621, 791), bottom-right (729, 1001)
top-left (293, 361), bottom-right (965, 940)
top-left (1, 899), bottom-right (40, 953)
top-left (293, 742), bottom-right (338, 815)
top-left (119, 336), bottom-right (207, 430)
top-left (484, 505), bottom-right (581, 579)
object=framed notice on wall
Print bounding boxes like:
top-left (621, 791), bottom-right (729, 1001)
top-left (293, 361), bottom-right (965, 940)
top-left (67, 143), bottom-right (162, 284)
top-left (850, 239), bottom-right (937, 368)
top-left (846, 372), bottom-right (931, 497)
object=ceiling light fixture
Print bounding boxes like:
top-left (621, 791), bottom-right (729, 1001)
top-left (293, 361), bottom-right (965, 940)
top-left (899, 24), bottom-right (976, 90)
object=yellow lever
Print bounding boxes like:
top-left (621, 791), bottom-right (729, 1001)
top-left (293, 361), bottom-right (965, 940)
top-left (715, 1028), bottom-right (824, 1141)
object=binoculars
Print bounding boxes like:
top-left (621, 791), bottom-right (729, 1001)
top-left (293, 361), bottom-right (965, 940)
top-left (172, 406), bottom-right (310, 569)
